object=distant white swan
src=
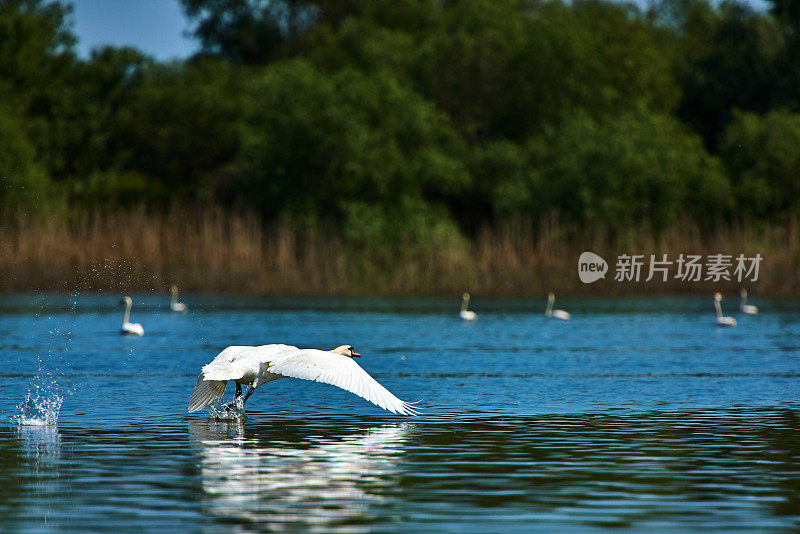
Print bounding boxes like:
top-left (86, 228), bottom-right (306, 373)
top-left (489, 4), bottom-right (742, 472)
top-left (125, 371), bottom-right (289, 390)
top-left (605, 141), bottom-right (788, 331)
top-left (188, 344), bottom-right (419, 416)
top-left (739, 289), bottom-right (758, 315)
top-left (714, 292), bottom-right (737, 327)
top-left (460, 292), bottom-right (477, 321)
top-left (170, 284), bottom-right (188, 313)
top-left (545, 293), bottom-right (570, 321)
top-left (119, 296), bottom-right (144, 336)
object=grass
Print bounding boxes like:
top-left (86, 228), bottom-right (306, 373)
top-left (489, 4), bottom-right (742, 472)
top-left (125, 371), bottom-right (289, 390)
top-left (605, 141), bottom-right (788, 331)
top-left (1, 207), bottom-right (798, 296)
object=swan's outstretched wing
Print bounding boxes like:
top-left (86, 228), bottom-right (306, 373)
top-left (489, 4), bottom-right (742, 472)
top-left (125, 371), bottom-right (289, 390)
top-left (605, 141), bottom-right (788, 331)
top-left (267, 349), bottom-right (419, 415)
top-left (188, 375), bottom-right (227, 412)
top-left (189, 345), bottom-right (254, 412)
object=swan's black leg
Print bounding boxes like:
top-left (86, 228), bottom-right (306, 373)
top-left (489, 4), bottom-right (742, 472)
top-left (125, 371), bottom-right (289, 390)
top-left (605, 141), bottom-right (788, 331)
top-left (242, 385), bottom-right (256, 405)
top-left (223, 383), bottom-right (244, 411)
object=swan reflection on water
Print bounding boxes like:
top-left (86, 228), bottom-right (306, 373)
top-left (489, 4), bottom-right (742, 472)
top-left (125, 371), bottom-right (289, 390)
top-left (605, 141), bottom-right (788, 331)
top-left (188, 419), bottom-right (411, 530)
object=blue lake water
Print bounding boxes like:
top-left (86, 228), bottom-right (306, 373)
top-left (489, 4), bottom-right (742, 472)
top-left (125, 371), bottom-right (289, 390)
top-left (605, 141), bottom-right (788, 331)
top-left (1, 293), bottom-right (799, 532)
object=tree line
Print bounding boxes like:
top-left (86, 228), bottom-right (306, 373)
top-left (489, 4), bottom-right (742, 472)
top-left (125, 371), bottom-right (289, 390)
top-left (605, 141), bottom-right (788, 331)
top-left (2, 0), bottom-right (800, 258)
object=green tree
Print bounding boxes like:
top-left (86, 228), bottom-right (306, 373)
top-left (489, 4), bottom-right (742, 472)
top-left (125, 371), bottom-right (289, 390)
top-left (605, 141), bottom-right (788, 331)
top-left (35, 46), bottom-right (150, 182)
top-left (411, 0), bottom-right (681, 141)
top-left (305, 15), bottom-right (422, 82)
top-left (119, 58), bottom-right (247, 197)
top-left (0, 0), bottom-right (78, 186)
top-left (656, 0), bottom-right (785, 148)
top-left (720, 110), bottom-right (800, 220)
top-left (181, 0), bottom-right (360, 63)
top-left (768, 0), bottom-right (800, 110)
top-left (468, 140), bottom-right (543, 228)
top-left (235, 59), bottom-right (469, 253)
top-left (0, 0), bottom-right (75, 111)
top-left (537, 109), bottom-right (731, 234)
top-left (509, 0), bottom-right (679, 139)
top-left (0, 106), bottom-right (57, 217)
top-left (414, 0), bottom-right (527, 140)
top-left (306, 0), bottom-right (680, 143)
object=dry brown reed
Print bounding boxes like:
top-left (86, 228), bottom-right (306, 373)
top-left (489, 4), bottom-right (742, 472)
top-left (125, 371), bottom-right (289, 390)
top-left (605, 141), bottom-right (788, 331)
top-left (1, 208), bottom-right (797, 296)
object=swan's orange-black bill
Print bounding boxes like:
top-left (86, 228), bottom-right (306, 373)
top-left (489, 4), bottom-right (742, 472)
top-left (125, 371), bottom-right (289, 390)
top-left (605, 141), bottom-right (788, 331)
top-left (352, 351), bottom-right (361, 357)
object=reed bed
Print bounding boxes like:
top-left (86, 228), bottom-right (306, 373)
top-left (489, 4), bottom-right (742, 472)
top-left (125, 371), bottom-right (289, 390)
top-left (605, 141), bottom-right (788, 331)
top-left (1, 208), bottom-right (798, 296)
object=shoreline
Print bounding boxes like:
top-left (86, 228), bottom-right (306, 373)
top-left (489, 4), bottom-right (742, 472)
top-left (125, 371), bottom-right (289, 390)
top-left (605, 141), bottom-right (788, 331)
top-left (0, 293), bottom-right (797, 303)
top-left (0, 283), bottom-right (794, 299)
top-left (2, 209), bottom-right (798, 297)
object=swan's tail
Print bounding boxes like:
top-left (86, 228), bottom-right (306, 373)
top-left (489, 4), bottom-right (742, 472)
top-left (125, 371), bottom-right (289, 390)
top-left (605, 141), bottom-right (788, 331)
top-left (188, 375), bottom-right (227, 413)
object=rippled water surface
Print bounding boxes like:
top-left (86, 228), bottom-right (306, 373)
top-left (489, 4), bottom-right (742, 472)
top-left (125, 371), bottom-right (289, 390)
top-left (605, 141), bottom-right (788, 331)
top-left (1, 294), bottom-right (799, 532)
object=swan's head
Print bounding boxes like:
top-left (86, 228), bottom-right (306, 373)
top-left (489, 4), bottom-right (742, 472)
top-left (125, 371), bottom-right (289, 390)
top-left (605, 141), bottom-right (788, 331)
top-left (171, 284), bottom-right (178, 294)
top-left (547, 292), bottom-right (555, 301)
top-left (714, 292), bottom-right (723, 301)
top-left (332, 345), bottom-right (361, 358)
top-left (740, 289), bottom-right (747, 298)
top-left (119, 296), bottom-right (132, 306)
top-left (462, 292), bottom-right (470, 301)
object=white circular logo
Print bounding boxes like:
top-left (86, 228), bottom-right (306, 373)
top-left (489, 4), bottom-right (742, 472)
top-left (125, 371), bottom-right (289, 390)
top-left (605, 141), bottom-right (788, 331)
top-left (578, 252), bottom-right (608, 283)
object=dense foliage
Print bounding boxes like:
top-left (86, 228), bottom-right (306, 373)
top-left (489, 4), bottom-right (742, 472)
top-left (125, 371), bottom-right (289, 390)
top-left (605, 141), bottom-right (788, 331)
top-left (1, 0), bottom-right (799, 252)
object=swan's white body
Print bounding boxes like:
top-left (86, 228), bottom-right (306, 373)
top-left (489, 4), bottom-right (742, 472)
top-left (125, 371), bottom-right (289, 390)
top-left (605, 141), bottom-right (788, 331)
top-left (460, 293), bottom-right (477, 321)
top-left (120, 296), bottom-right (144, 336)
top-left (188, 344), bottom-right (418, 416)
top-left (170, 285), bottom-right (188, 313)
top-left (545, 293), bottom-right (570, 321)
top-left (714, 293), bottom-right (737, 327)
top-left (739, 289), bottom-right (758, 315)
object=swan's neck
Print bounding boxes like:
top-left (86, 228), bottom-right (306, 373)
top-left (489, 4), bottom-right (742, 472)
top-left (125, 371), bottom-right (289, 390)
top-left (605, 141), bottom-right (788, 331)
top-left (714, 299), bottom-right (723, 319)
top-left (740, 292), bottom-right (747, 307)
top-left (461, 296), bottom-right (469, 312)
top-left (123, 301), bottom-right (131, 324)
top-left (170, 290), bottom-right (177, 306)
top-left (545, 297), bottom-right (553, 317)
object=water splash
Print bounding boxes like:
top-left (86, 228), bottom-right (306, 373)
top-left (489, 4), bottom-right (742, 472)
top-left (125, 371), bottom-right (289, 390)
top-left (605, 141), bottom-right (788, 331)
top-left (207, 397), bottom-right (245, 421)
top-left (14, 373), bottom-right (64, 426)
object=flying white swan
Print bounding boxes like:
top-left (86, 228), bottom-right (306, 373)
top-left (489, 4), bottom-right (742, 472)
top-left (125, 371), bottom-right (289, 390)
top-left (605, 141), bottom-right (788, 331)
top-left (739, 289), bottom-right (758, 315)
top-left (119, 296), bottom-right (144, 336)
top-left (188, 344), bottom-right (419, 416)
top-left (714, 292), bottom-right (737, 327)
top-left (545, 293), bottom-right (570, 321)
top-left (170, 284), bottom-right (188, 313)
top-left (460, 292), bottom-right (477, 321)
